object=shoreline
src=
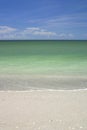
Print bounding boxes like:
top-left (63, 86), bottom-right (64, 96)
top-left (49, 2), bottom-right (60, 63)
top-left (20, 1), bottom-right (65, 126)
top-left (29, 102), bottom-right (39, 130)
top-left (0, 74), bottom-right (87, 90)
top-left (0, 87), bottom-right (87, 92)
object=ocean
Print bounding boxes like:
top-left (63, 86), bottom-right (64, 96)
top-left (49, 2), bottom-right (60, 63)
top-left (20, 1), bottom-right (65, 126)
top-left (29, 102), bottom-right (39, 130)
top-left (0, 40), bottom-right (87, 90)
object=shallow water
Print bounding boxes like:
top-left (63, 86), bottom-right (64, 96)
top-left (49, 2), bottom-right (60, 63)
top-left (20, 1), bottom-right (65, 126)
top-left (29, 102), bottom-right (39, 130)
top-left (0, 75), bottom-right (87, 90)
top-left (0, 40), bottom-right (87, 90)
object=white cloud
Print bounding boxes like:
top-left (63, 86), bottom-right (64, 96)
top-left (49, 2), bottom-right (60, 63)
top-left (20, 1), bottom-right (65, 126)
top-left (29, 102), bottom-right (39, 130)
top-left (0, 26), bottom-right (17, 34)
top-left (33, 31), bottom-right (56, 36)
top-left (23, 27), bottom-right (57, 37)
top-left (24, 27), bottom-right (40, 32)
top-left (23, 27), bottom-right (40, 34)
top-left (0, 26), bottom-right (75, 39)
top-left (58, 33), bottom-right (74, 39)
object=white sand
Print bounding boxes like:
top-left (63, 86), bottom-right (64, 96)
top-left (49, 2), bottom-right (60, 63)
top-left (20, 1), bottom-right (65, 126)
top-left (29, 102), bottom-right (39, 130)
top-left (0, 90), bottom-right (87, 130)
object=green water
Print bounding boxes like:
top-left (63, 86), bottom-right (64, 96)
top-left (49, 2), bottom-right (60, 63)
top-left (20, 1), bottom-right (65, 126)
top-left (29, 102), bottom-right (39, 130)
top-left (0, 40), bottom-right (87, 75)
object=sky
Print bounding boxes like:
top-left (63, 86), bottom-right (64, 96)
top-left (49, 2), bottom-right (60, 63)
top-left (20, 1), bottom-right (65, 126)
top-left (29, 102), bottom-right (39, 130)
top-left (0, 0), bottom-right (87, 40)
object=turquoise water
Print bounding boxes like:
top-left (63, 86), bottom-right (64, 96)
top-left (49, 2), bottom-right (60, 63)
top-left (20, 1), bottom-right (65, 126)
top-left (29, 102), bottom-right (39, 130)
top-left (0, 40), bottom-right (87, 75)
top-left (0, 40), bottom-right (87, 90)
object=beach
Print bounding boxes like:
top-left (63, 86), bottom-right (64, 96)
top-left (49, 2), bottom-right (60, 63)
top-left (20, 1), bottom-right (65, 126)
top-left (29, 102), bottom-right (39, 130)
top-left (0, 74), bottom-right (87, 90)
top-left (0, 90), bottom-right (87, 130)
top-left (0, 40), bottom-right (87, 130)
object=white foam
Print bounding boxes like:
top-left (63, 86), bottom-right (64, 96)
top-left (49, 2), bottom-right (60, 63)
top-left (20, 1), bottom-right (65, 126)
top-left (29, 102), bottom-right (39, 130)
top-left (0, 88), bottom-right (87, 93)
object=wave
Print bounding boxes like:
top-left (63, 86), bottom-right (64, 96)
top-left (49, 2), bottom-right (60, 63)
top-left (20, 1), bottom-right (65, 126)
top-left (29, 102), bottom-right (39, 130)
top-left (0, 88), bottom-right (87, 92)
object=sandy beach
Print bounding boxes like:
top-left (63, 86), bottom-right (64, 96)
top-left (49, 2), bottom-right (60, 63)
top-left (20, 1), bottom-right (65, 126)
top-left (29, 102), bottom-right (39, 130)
top-left (0, 90), bottom-right (87, 130)
top-left (0, 24), bottom-right (87, 130)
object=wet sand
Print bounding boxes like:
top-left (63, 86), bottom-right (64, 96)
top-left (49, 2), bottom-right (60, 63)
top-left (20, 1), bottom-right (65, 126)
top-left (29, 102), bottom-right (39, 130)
top-left (0, 74), bottom-right (87, 90)
top-left (0, 90), bottom-right (87, 130)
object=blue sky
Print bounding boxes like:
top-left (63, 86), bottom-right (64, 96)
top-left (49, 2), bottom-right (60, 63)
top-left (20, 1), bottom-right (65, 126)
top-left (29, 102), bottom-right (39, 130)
top-left (0, 0), bottom-right (87, 39)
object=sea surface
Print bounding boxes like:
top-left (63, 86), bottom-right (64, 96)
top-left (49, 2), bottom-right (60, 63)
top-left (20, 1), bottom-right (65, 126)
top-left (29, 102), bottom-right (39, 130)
top-left (0, 40), bottom-right (87, 90)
